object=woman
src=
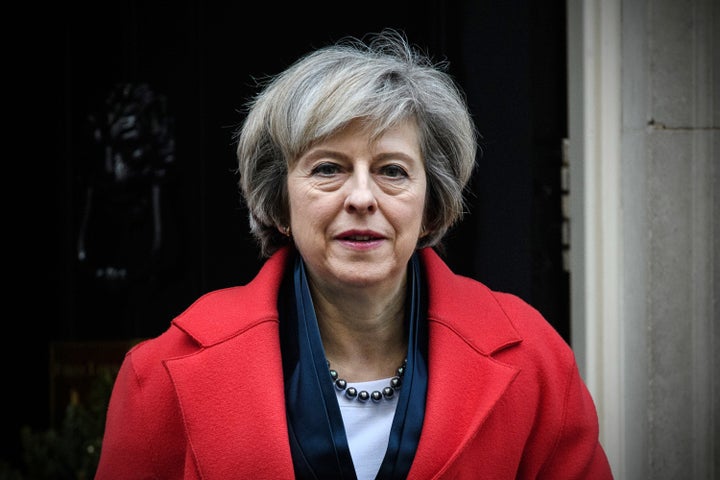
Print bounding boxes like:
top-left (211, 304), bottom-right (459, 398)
top-left (95, 29), bottom-right (613, 479)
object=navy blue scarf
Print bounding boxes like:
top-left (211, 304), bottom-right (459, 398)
top-left (279, 251), bottom-right (428, 479)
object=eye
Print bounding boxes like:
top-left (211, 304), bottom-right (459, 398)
top-left (379, 164), bottom-right (409, 178)
top-left (310, 162), bottom-right (342, 176)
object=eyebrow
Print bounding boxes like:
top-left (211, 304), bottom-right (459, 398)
top-left (302, 149), bottom-right (348, 162)
top-left (302, 149), bottom-right (419, 164)
top-left (375, 152), bottom-right (419, 164)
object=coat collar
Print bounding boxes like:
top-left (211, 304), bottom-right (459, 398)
top-left (171, 246), bottom-right (292, 346)
top-left (167, 246), bottom-right (524, 478)
top-left (420, 247), bottom-right (523, 355)
top-left (172, 246), bottom-right (523, 354)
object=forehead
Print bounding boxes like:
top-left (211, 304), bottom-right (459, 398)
top-left (298, 117), bottom-right (422, 157)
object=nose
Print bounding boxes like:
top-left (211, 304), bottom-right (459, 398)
top-left (344, 170), bottom-right (378, 213)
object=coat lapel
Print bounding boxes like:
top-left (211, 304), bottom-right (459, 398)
top-left (408, 323), bottom-right (520, 478)
top-left (408, 249), bottom-right (523, 478)
top-left (164, 328), bottom-right (295, 479)
top-left (164, 248), bottom-right (296, 479)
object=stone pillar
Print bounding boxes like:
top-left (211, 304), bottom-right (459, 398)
top-left (568, 0), bottom-right (718, 478)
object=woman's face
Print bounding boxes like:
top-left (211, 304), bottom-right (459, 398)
top-left (286, 119), bottom-right (426, 293)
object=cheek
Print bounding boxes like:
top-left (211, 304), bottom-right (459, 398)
top-left (389, 202), bottom-right (425, 235)
top-left (287, 180), bottom-right (310, 219)
top-left (403, 190), bottom-right (427, 225)
top-left (288, 191), bottom-right (331, 232)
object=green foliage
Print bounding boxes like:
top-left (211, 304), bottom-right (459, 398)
top-left (0, 370), bottom-right (114, 480)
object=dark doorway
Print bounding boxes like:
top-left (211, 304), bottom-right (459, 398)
top-left (5, 0), bottom-right (567, 473)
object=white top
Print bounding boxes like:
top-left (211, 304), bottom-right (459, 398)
top-left (336, 378), bottom-right (399, 480)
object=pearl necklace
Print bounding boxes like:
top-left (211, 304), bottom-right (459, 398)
top-left (328, 358), bottom-right (407, 403)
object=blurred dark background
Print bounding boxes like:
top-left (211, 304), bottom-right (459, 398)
top-left (5, 0), bottom-right (567, 474)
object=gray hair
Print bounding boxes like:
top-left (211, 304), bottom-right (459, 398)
top-left (235, 29), bottom-right (477, 258)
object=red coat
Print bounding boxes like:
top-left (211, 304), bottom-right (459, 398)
top-left (95, 246), bottom-right (613, 479)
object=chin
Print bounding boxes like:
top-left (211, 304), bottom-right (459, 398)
top-left (333, 264), bottom-right (403, 290)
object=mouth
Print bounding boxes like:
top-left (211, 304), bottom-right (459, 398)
top-left (340, 234), bottom-right (380, 241)
top-left (336, 230), bottom-right (385, 243)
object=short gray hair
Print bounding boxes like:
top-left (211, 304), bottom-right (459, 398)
top-left (235, 29), bottom-right (477, 257)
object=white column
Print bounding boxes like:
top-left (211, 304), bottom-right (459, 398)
top-left (566, 0), bottom-right (624, 475)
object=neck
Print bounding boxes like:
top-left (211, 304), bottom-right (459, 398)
top-left (307, 274), bottom-right (408, 382)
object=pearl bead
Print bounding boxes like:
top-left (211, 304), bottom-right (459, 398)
top-left (327, 358), bottom-right (407, 405)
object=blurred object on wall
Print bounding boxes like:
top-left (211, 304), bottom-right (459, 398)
top-left (74, 83), bottom-right (182, 340)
